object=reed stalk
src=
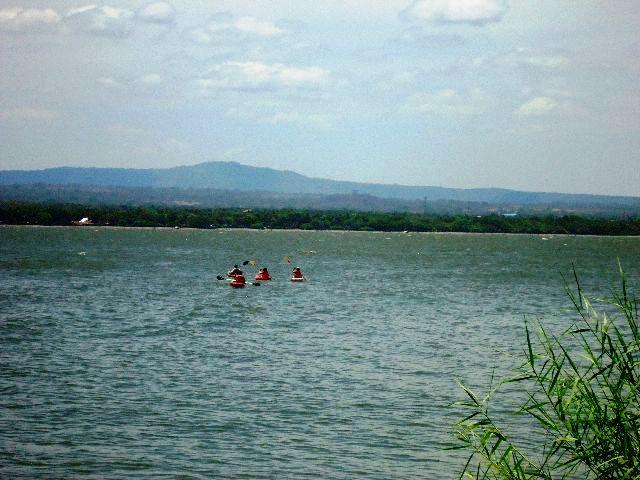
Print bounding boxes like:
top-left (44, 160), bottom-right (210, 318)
top-left (451, 263), bottom-right (640, 479)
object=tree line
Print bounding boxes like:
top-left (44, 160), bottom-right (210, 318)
top-left (3, 184), bottom-right (639, 218)
top-left (1, 201), bottom-right (639, 235)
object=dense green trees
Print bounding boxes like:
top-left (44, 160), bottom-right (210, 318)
top-left (1, 201), bottom-right (639, 235)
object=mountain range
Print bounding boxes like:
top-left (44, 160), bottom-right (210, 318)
top-left (1, 161), bottom-right (638, 215)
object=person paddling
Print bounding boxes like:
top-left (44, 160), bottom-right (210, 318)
top-left (255, 267), bottom-right (271, 281)
top-left (228, 264), bottom-right (242, 277)
top-left (291, 266), bottom-right (305, 281)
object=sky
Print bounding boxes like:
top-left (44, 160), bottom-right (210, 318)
top-left (0, 0), bottom-right (638, 196)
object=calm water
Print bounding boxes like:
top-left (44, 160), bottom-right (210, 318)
top-left (1, 226), bottom-right (639, 479)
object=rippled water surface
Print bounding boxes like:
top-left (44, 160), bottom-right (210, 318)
top-left (1, 226), bottom-right (639, 479)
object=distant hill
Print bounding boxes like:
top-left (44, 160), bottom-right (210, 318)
top-left (1, 161), bottom-right (639, 214)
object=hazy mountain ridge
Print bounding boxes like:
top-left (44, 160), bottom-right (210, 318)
top-left (0, 161), bottom-right (638, 211)
top-left (0, 183), bottom-right (498, 215)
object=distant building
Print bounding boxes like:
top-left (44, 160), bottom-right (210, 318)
top-left (72, 217), bottom-right (93, 225)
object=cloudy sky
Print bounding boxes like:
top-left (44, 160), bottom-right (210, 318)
top-left (0, 1), bottom-right (638, 196)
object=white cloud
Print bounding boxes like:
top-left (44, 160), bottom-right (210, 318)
top-left (225, 102), bottom-right (274, 121)
top-left (164, 137), bottom-right (190, 152)
top-left (97, 77), bottom-right (126, 89)
top-left (65, 3), bottom-right (174, 35)
top-left (402, 0), bottom-right (506, 25)
top-left (405, 89), bottom-right (483, 116)
top-left (233, 17), bottom-right (284, 37)
top-left (66, 5), bottom-right (98, 17)
top-left (268, 63), bottom-right (327, 85)
top-left (137, 74), bottom-right (163, 85)
top-left (98, 74), bottom-right (164, 91)
top-left (185, 26), bottom-right (212, 44)
top-left (91, 6), bottom-right (134, 36)
top-left (108, 124), bottom-right (147, 136)
top-left (224, 101), bottom-right (331, 128)
top-left (1, 107), bottom-right (58, 122)
top-left (197, 61), bottom-right (328, 92)
top-left (522, 55), bottom-right (567, 69)
top-left (137, 2), bottom-right (175, 24)
top-left (223, 147), bottom-right (245, 160)
top-left (268, 112), bottom-right (331, 128)
top-left (66, 5), bottom-right (134, 37)
top-left (491, 49), bottom-right (568, 69)
top-left (0, 7), bottom-right (60, 31)
top-left (516, 96), bottom-right (557, 116)
top-left (392, 71), bottom-right (419, 86)
top-left (186, 13), bottom-right (285, 44)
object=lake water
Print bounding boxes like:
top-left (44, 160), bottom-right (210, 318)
top-left (1, 226), bottom-right (639, 479)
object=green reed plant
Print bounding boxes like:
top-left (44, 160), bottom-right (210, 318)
top-left (451, 264), bottom-right (640, 479)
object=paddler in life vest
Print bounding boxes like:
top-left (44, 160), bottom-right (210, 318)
top-left (255, 267), bottom-right (271, 281)
top-left (291, 266), bottom-right (304, 281)
top-left (228, 264), bottom-right (242, 277)
top-left (230, 272), bottom-right (246, 288)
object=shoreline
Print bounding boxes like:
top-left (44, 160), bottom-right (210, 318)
top-left (3, 203), bottom-right (638, 236)
top-left (2, 224), bottom-right (639, 238)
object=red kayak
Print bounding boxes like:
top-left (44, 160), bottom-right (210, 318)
top-left (255, 274), bottom-right (271, 281)
top-left (290, 277), bottom-right (305, 282)
top-left (230, 274), bottom-right (246, 288)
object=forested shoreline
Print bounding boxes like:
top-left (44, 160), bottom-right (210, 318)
top-left (1, 201), bottom-right (639, 235)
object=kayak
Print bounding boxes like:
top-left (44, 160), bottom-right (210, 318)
top-left (229, 274), bottom-right (247, 288)
top-left (290, 277), bottom-right (305, 282)
top-left (255, 275), bottom-right (271, 281)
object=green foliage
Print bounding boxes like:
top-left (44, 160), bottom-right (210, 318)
top-left (0, 201), bottom-right (639, 235)
top-left (452, 265), bottom-right (640, 479)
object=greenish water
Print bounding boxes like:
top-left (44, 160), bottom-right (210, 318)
top-left (1, 226), bottom-right (639, 479)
